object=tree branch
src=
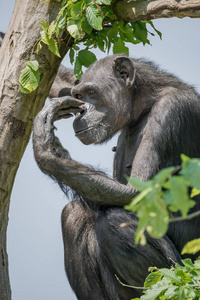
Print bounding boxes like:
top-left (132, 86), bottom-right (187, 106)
top-left (112, 0), bottom-right (200, 22)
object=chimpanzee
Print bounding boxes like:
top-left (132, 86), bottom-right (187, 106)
top-left (33, 55), bottom-right (200, 300)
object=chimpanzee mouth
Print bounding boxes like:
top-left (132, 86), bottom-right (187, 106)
top-left (75, 126), bottom-right (95, 136)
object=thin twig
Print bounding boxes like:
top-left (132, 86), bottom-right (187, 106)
top-left (115, 275), bottom-right (148, 290)
top-left (92, 0), bottom-right (105, 17)
top-left (169, 210), bottom-right (200, 223)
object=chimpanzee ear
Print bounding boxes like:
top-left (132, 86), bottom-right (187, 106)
top-left (113, 56), bottom-right (136, 88)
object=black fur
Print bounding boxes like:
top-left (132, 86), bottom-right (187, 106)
top-left (33, 55), bottom-right (200, 299)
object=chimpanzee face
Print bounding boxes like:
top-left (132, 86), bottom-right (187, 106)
top-left (72, 56), bottom-right (136, 145)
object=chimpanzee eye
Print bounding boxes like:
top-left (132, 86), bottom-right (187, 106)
top-left (88, 89), bottom-right (94, 94)
top-left (76, 94), bottom-right (82, 99)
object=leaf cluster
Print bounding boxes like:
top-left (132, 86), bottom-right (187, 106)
top-left (125, 154), bottom-right (200, 246)
top-left (19, 0), bottom-right (161, 92)
top-left (133, 258), bottom-right (200, 300)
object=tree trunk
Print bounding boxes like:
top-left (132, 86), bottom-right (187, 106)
top-left (0, 1), bottom-right (73, 298)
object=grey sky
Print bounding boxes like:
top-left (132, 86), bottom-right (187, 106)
top-left (1, 1), bottom-right (200, 300)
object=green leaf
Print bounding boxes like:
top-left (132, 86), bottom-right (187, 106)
top-left (41, 19), bottom-right (49, 31)
top-left (159, 269), bottom-right (182, 284)
top-left (57, 16), bottom-right (67, 30)
top-left (100, 0), bottom-right (112, 4)
top-left (124, 186), bottom-right (153, 211)
top-left (132, 21), bottom-right (150, 45)
top-left (73, 44), bottom-right (80, 51)
top-left (36, 41), bottom-right (42, 53)
top-left (48, 20), bottom-right (57, 37)
top-left (19, 61), bottom-right (40, 94)
top-left (182, 258), bottom-right (195, 270)
top-left (86, 5), bottom-right (103, 30)
top-left (40, 30), bottom-right (49, 44)
top-left (27, 60), bottom-right (39, 71)
top-left (81, 17), bottom-right (93, 35)
top-left (113, 38), bottom-right (129, 55)
top-left (147, 20), bottom-right (162, 40)
top-left (190, 187), bottom-right (200, 198)
top-left (102, 6), bottom-right (117, 20)
top-left (74, 56), bottom-right (83, 79)
top-left (107, 25), bottom-right (118, 43)
top-left (69, 48), bottom-right (75, 64)
top-left (70, 1), bottom-right (83, 20)
top-left (96, 35), bottom-right (106, 52)
top-left (128, 177), bottom-right (152, 191)
top-left (182, 238), bottom-right (200, 255)
top-left (153, 167), bottom-right (175, 185)
top-left (169, 176), bottom-right (195, 217)
top-left (145, 197), bottom-right (169, 238)
top-left (144, 271), bottom-right (162, 288)
top-left (47, 37), bottom-right (61, 57)
top-left (78, 49), bottom-right (97, 67)
top-left (19, 85), bottom-right (30, 94)
top-left (141, 282), bottom-right (168, 300)
top-left (181, 156), bottom-right (200, 190)
top-left (67, 20), bottom-right (82, 39)
top-left (176, 269), bottom-right (192, 284)
top-left (134, 194), bottom-right (169, 242)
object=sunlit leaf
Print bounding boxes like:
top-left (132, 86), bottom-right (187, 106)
top-left (27, 60), bottom-right (39, 71)
top-left (190, 187), bottom-right (200, 198)
top-left (41, 19), bottom-right (49, 31)
top-left (86, 5), bottom-right (103, 30)
top-left (19, 61), bottom-right (40, 94)
top-left (144, 272), bottom-right (162, 288)
top-left (182, 238), bottom-right (200, 255)
top-left (48, 20), bottom-right (57, 37)
top-left (159, 269), bottom-right (182, 284)
top-left (67, 20), bottom-right (82, 39)
top-left (36, 41), bottom-right (42, 53)
top-left (47, 37), bottom-right (61, 57)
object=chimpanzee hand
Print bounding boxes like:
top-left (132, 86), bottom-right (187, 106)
top-left (33, 96), bottom-right (85, 160)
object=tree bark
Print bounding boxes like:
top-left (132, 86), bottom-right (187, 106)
top-left (0, 1), bottom-right (73, 299)
top-left (112, 0), bottom-right (200, 22)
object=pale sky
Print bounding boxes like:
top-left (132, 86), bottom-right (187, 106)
top-left (1, 1), bottom-right (200, 300)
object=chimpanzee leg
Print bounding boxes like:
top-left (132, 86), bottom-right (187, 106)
top-left (62, 201), bottom-right (182, 300)
top-left (95, 207), bottom-right (182, 299)
top-left (61, 200), bottom-right (124, 300)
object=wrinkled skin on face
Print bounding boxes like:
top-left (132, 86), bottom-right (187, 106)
top-left (72, 56), bottom-right (136, 145)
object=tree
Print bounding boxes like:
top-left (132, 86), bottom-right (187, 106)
top-left (0, 0), bottom-right (200, 299)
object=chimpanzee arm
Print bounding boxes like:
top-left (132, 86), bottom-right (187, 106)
top-left (49, 65), bottom-right (76, 98)
top-left (33, 96), bottom-right (176, 206)
top-left (33, 97), bottom-right (136, 206)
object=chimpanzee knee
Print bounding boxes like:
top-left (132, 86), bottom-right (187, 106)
top-left (96, 207), bottom-right (182, 297)
top-left (62, 203), bottom-right (182, 300)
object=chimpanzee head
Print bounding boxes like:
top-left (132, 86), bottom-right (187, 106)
top-left (72, 56), bottom-right (136, 145)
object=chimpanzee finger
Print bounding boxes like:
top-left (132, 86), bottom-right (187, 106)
top-left (51, 96), bottom-right (85, 108)
top-left (53, 107), bottom-right (84, 121)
